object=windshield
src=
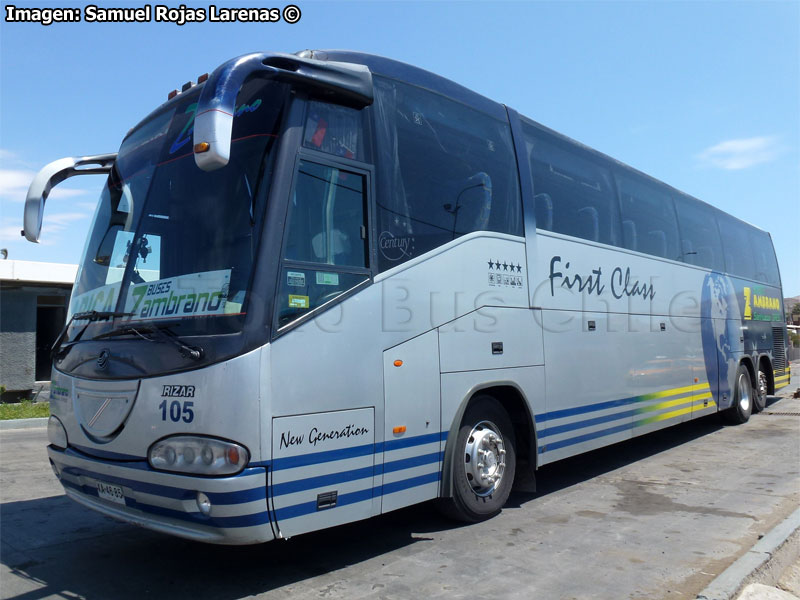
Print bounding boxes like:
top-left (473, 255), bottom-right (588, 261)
top-left (67, 79), bottom-right (285, 340)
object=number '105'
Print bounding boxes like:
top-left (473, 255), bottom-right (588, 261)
top-left (159, 400), bottom-right (194, 423)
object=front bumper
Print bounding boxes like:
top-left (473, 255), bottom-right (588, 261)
top-left (48, 446), bottom-right (274, 545)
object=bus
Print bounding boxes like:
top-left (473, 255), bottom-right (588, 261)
top-left (25, 50), bottom-right (791, 544)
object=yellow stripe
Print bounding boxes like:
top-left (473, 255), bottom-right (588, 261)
top-left (646, 382), bottom-right (711, 400)
top-left (639, 393), bottom-right (695, 414)
top-left (651, 404), bottom-right (696, 422)
top-left (775, 375), bottom-right (790, 383)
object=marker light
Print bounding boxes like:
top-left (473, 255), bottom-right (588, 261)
top-left (168, 90), bottom-right (178, 100)
top-left (392, 426), bottom-right (406, 435)
top-left (393, 360), bottom-right (403, 367)
top-left (149, 436), bottom-right (249, 476)
top-left (194, 142), bottom-right (210, 153)
top-left (197, 73), bottom-right (209, 84)
top-left (47, 416), bottom-right (68, 450)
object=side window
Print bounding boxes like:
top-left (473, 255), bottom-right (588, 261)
top-left (615, 173), bottom-right (680, 260)
top-left (523, 122), bottom-right (620, 247)
top-left (674, 195), bottom-right (724, 271)
top-left (749, 230), bottom-right (780, 285)
top-left (303, 101), bottom-right (365, 161)
top-left (373, 77), bottom-right (522, 271)
top-left (717, 213), bottom-right (758, 281)
top-left (277, 160), bottom-right (369, 329)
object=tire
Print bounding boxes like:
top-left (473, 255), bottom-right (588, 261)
top-left (438, 396), bottom-right (516, 522)
top-left (724, 364), bottom-right (753, 424)
top-left (753, 367), bottom-right (768, 413)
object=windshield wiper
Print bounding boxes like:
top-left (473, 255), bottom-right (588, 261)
top-left (93, 322), bottom-right (204, 361)
top-left (52, 310), bottom-right (134, 361)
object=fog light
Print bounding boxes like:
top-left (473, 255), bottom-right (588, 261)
top-left (196, 492), bottom-right (212, 516)
top-left (47, 416), bottom-right (68, 450)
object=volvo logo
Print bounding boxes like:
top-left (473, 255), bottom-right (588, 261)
top-left (96, 349), bottom-right (111, 370)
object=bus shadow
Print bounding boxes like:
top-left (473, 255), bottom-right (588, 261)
top-left (0, 397), bottom-right (789, 600)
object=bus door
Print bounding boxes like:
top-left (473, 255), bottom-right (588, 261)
top-left (381, 330), bottom-right (442, 513)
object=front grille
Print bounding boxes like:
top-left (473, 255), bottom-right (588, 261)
top-left (772, 327), bottom-right (786, 372)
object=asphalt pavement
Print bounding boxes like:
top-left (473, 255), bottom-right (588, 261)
top-left (1, 365), bottom-right (798, 600)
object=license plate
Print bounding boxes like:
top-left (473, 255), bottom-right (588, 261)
top-left (97, 481), bottom-right (126, 505)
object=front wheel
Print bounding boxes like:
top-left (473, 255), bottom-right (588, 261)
top-left (724, 364), bottom-right (753, 424)
top-left (753, 368), bottom-right (768, 413)
top-left (438, 396), bottom-right (516, 522)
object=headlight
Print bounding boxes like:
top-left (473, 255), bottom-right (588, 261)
top-left (148, 436), bottom-right (249, 476)
top-left (47, 416), bottom-right (68, 450)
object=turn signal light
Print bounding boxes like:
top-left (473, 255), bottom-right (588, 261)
top-left (392, 426), bottom-right (406, 435)
top-left (393, 360), bottom-right (403, 367)
top-left (194, 142), bottom-right (210, 153)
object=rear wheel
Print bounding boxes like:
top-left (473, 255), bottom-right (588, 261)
top-left (753, 367), bottom-right (768, 413)
top-left (438, 396), bottom-right (516, 522)
top-left (724, 364), bottom-right (753, 424)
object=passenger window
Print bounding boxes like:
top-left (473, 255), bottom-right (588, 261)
top-left (373, 77), bottom-right (522, 271)
top-left (523, 122), bottom-right (620, 247)
top-left (615, 173), bottom-right (680, 260)
top-left (717, 213), bottom-right (758, 281)
top-left (673, 195), bottom-right (725, 271)
top-left (749, 230), bottom-right (780, 285)
top-left (277, 160), bottom-right (369, 328)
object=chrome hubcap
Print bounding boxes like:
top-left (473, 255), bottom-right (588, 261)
top-left (464, 420), bottom-right (506, 497)
top-left (738, 373), bottom-right (751, 412)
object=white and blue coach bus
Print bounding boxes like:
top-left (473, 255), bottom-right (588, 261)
top-left (25, 51), bottom-right (790, 544)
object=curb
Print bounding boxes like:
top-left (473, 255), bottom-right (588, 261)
top-left (0, 417), bottom-right (48, 430)
top-left (697, 507), bottom-right (800, 600)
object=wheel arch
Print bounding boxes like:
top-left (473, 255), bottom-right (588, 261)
top-left (440, 381), bottom-right (538, 499)
top-left (757, 353), bottom-right (775, 395)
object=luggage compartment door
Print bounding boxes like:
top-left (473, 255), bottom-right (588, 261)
top-left (270, 407), bottom-right (375, 537)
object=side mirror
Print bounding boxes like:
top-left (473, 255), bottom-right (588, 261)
top-left (23, 153), bottom-right (116, 243)
top-left (193, 52), bottom-right (373, 171)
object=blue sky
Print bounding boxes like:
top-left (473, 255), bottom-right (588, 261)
top-left (1, 1), bottom-right (798, 295)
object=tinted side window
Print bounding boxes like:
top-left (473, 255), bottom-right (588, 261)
top-left (749, 230), bottom-right (780, 285)
top-left (373, 77), bottom-right (522, 271)
top-left (674, 195), bottom-right (725, 271)
top-left (523, 123), bottom-right (620, 246)
top-left (717, 213), bottom-right (758, 281)
top-left (616, 173), bottom-right (680, 260)
top-left (277, 160), bottom-right (370, 329)
top-left (303, 101), bottom-right (365, 161)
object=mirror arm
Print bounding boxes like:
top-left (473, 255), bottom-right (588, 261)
top-left (23, 153), bottom-right (116, 243)
top-left (193, 52), bottom-right (373, 171)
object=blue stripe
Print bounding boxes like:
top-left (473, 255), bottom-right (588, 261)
top-left (381, 471), bottom-right (440, 495)
top-left (536, 395), bottom-right (640, 423)
top-left (271, 431), bottom-right (447, 472)
top-left (540, 422), bottom-right (632, 453)
top-left (271, 451), bottom-right (443, 497)
top-left (539, 408), bottom-right (638, 438)
top-left (272, 465), bottom-right (374, 497)
top-left (273, 471), bottom-right (440, 521)
top-left (384, 431), bottom-right (445, 452)
top-left (271, 442), bottom-right (375, 471)
top-left (57, 461), bottom-right (266, 505)
top-left (274, 486), bottom-right (375, 520)
top-left (61, 478), bottom-right (269, 528)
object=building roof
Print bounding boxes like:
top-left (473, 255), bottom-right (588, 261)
top-left (0, 260), bottom-right (77, 285)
